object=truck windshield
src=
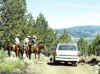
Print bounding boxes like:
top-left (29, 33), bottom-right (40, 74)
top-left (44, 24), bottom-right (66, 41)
top-left (59, 45), bottom-right (76, 51)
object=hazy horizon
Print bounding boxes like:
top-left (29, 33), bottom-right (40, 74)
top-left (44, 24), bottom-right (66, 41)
top-left (27, 0), bottom-right (100, 29)
top-left (54, 25), bottom-right (100, 29)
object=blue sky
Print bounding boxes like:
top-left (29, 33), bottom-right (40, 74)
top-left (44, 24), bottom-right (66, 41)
top-left (26, 0), bottom-right (100, 29)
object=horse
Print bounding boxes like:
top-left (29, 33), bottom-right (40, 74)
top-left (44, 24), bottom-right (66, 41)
top-left (7, 43), bottom-right (14, 57)
top-left (21, 43), bottom-right (32, 59)
top-left (15, 44), bottom-right (20, 57)
top-left (7, 43), bottom-right (21, 57)
top-left (32, 42), bottom-right (46, 62)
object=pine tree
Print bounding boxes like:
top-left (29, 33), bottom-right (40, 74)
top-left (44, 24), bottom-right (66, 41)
top-left (59, 29), bottom-right (72, 43)
top-left (91, 34), bottom-right (100, 56)
top-left (77, 37), bottom-right (89, 56)
top-left (0, 0), bottom-right (26, 48)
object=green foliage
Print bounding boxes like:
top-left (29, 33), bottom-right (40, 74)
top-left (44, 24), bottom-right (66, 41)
top-left (59, 29), bottom-right (72, 43)
top-left (0, 0), bottom-right (73, 55)
top-left (77, 34), bottom-right (100, 56)
top-left (0, 63), bottom-right (15, 72)
top-left (77, 37), bottom-right (89, 56)
top-left (33, 13), bottom-right (56, 55)
top-left (0, 49), bottom-right (7, 63)
top-left (90, 34), bottom-right (100, 55)
top-left (0, 50), bottom-right (25, 73)
top-left (35, 13), bottom-right (48, 29)
top-left (0, 0), bottom-right (27, 48)
top-left (88, 44), bottom-right (94, 55)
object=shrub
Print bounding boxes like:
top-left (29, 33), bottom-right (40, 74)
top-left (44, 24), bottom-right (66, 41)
top-left (0, 49), bottom-right (7, 63)
top-left (0, 49), bottom-right (25, 73)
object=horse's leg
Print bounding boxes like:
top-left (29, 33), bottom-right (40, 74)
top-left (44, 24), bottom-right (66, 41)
top-left (19, 47), bottom-right (22, 58)
top-left (26, 50), bottom-right (28, 58)
top-left (8, 50), bottom-right (10, 56)
top-left (7, 45), bottom-right (11, 57)
top-left (25, 46), bottom-right (28, 58)
top-left (20, 50), bottom-right (23, 59)
top-left (27, 47), bottom-right (30, 58)
top-left (29, 50), bottom-right (31, 59)
top-left (29, 53), bottom-right (31, 59)
top-left (15, 49), bottom-right (18, 57)
top-left (27, 51), bottom-right (29, 59)
top-left (38, 53), bottom-right (40, 61)
top-left (35, 52), bottom-right (36, 59)
top-left (22, 49), bottom-right (24, 58)
top-left (15, 45), bottom-right (18, 57)
top-left (19, 48), bottom-right (23, 59)
top-left (17, 48), bottom-right (20, 58)
top-left (16, 48), bottom-right (19, 57)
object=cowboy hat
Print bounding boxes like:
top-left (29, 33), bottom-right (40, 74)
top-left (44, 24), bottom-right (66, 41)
top-left (33, 35), bottom-right (37, 39)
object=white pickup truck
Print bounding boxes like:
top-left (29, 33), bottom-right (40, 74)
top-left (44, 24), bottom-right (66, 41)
top-left (52, 43), bottom-right (80, 66)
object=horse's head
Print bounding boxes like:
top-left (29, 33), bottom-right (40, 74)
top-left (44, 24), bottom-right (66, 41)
top-left (7, 43), bottom-right (14, 50)
top-left (7, 44), bottom-right (11, 50)
top-left (38, 44), bottom-right (48, 51)
top-left (38, 44), bottom-right (44, 49)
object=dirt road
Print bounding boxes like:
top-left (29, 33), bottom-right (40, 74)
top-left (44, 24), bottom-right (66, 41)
top-left (24, 56), bottom-right (99, 74)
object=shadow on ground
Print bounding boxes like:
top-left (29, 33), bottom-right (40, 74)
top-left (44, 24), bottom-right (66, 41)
top-left (47, 62), bottom-right (76, 67)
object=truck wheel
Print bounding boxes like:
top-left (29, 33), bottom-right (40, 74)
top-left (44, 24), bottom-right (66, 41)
top-left (53, 58), bottom-right (56, 64)
top-left (72, 61), bottom-right (77, 66)
top-left (65, 62), bottom-right (68, 64)
top-left (53, 58), bottom-right (59, 64)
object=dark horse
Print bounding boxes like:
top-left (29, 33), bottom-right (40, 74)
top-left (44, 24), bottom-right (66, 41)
top-left (7, 43), bottom-right (14, 57)
top-left (21, 43), bottom-right (32, 59)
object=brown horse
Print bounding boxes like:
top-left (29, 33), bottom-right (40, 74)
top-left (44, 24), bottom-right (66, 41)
top-left (7, 43), bottom-right (20, 57)
top-left (15, 44), bottom-right (20, 57)
top-left (32, 43), bottom-right (46, 61)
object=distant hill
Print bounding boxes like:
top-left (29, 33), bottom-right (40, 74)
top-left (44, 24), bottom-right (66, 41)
top-left (55, 26), bottom-right (100, 38)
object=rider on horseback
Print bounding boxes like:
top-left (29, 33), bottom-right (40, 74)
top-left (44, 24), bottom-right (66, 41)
top-left (23, 36), bottom-right (30, 50)
top-left (32, 35), bottom-right (37, 45)
top-left (15, 35), bottom-right (20, 56)
top-left (15, 35), bottom-right (20, 48)
top-left (23, 36), bottom-right (31, 58)
top-left (15, 36), bottom-right (20, 45)
top-left (24, 36), bottom-right (30, 45)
